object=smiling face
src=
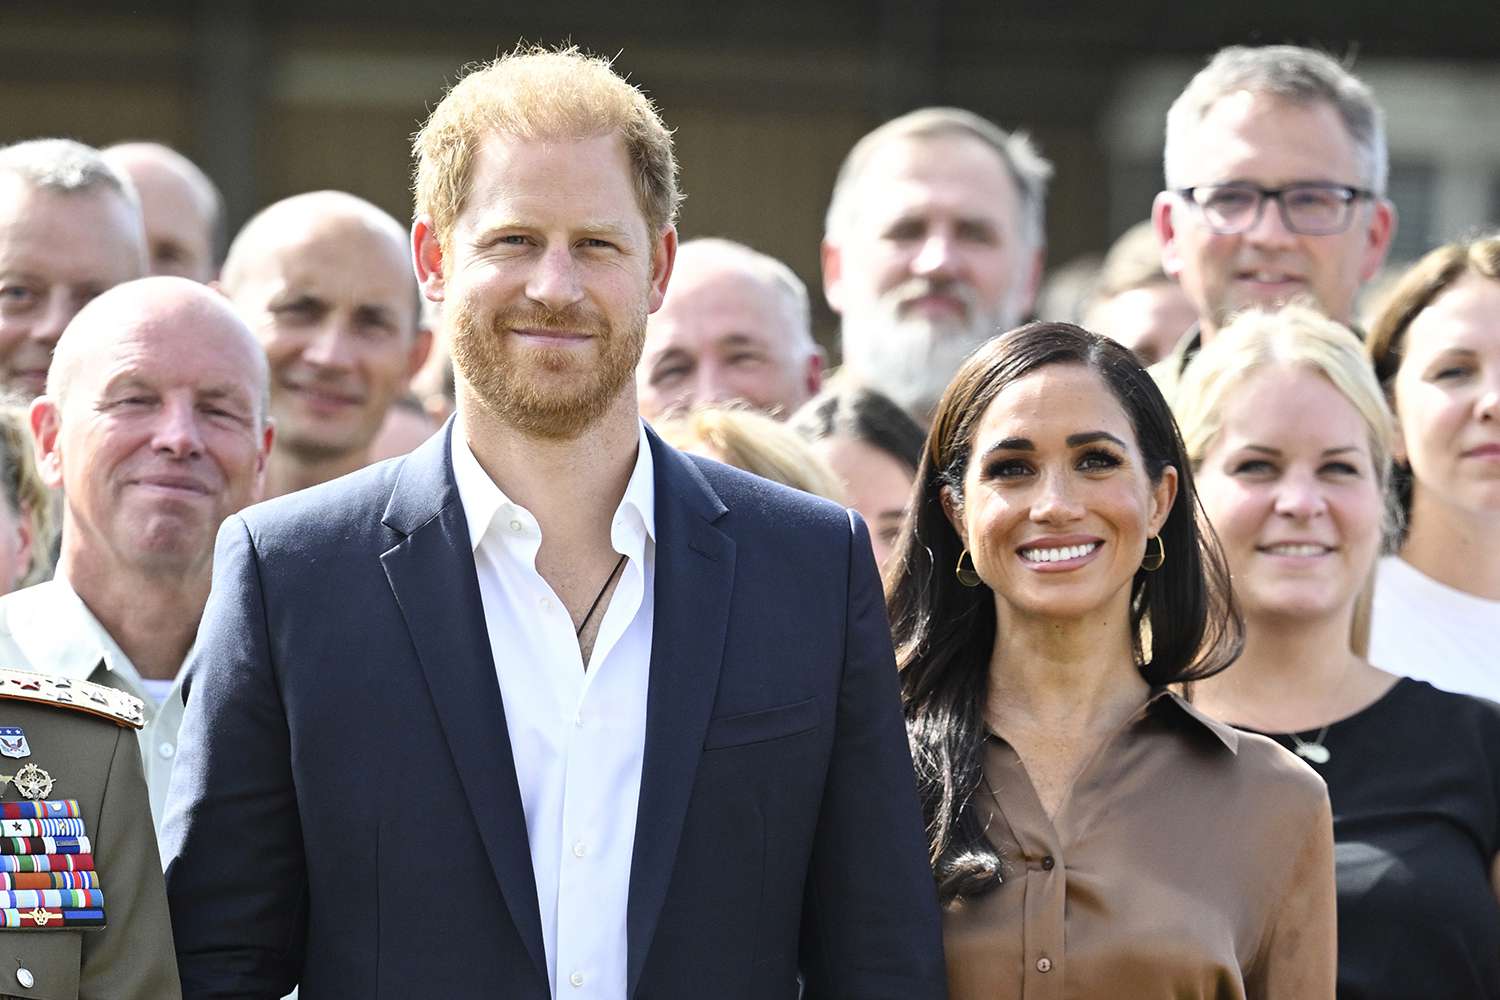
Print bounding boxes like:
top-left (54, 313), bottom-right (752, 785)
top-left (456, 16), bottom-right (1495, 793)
top-left (1194, 364), bottom-right (1383, 624)
top-left (1393, 273), bottom-right (1500, 522)
top-left (418, 132), bottom-right (674, 440)
top-left (1155, 92), bottom-right (1393, 339)
top-left (638, 261), bottom-right (815, 420)
top-left (825, 133), bottom-right (1038, 417)
top-left (34, 286), bottom-right (272, 579)
top-left (226, 209), bottom-right (422, 465)
top-left (944, 363), bottom-right (1176, 624)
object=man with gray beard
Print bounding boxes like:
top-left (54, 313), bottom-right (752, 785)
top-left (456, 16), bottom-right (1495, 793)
top-left (821, 107), bottom-right (1051, 425)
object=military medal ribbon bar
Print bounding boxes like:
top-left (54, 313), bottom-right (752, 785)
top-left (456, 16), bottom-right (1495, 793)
top-left (0, 906), bottom-right (105, 929)
top-left (0, 871), bottom-right (98, 890)
top-left (0, 836), bottom-right (91, 855)
top-left (0, 853), bottom-right (95, 872)
top-left (0, 800), bottom-right (79, 819)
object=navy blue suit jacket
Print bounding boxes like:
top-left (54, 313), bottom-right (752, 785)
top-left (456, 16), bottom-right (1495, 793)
top-left (162, 423), bottom-right (945, 999)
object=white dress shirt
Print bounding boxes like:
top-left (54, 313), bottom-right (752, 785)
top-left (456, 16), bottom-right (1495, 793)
top-left (451, 423), bottom-right (655, 1000)
top-left (0, 576), bottom-right (187, 836)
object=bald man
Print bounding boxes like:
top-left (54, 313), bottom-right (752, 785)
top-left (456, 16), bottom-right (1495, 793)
top-left (0, 277), bottom-right (273, 829)
top-left (220, 190), bottom-right (431, 498)
top-left (103, 142), bottom-right (224, 284)
top-left (637, 238), bottom-right (823, 420)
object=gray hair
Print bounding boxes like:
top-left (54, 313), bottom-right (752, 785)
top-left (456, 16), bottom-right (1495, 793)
top-left (825, 107), bottom-right (1053, 250)
top-left (675, 237), bottom-right (815, 354)
top-left (0, 138), bottom-right (138, 206)
top-left (1164, 45), bottom-right (1388, 195)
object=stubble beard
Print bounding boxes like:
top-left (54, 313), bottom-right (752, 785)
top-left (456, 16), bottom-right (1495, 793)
top-left (449, 295), bottom-right (647, 440)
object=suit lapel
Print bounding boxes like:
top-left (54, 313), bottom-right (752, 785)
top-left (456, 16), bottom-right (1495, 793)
top-left (379, 422), bottom-right (548, 983)
top-left (627, 434), bottom-right (735, 996)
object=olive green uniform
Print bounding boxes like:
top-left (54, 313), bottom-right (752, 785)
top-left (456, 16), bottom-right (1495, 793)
top-left (0, 669), bottom-right (180, 1000)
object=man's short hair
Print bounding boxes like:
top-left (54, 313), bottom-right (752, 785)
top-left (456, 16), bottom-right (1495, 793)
top-left (412, 44), bottom-right (681, 248)
top-left (0, 138), bottom-right (138, 206)
top-left (1164, 46), bottom-right (1388, 195)
top-left (677, 237), bottom-right (815, 353)
top-left (824, 107), bottom-right (1053, 249)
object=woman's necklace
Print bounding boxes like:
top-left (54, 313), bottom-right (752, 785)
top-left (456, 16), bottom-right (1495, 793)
top-left (1287, 726), bottom-right (1332, 765)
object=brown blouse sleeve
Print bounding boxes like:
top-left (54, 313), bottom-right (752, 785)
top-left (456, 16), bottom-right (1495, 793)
top-left (1246, 779), bottom-right (1337, 1000)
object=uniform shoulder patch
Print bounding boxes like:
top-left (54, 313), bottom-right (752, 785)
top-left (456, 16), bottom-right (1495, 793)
top-left (0, 669), bottom-right (144, 730)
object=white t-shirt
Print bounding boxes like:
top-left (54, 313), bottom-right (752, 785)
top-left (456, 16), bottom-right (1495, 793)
top-left (1370, 555), bottom-right (1500, 702)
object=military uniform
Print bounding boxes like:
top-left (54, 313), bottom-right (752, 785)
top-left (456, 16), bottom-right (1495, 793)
top-left (0, 668), bottom-right (180, 1000)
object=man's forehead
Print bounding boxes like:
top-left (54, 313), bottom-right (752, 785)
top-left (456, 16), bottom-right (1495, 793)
top-left (854, 136), bottom-right (1020, 223)
top-left (1183, 92), bottom-right (1362, 185)
top-left (241, 226), bottom-right (414, 307)
top-left (73, 316), bottom-right (260, 396)
top-left (0, 193), bottom-right (142, 279)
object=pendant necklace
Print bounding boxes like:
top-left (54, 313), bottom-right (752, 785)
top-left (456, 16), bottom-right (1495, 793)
top-left (1288, 727), bottom-right (1332, 765)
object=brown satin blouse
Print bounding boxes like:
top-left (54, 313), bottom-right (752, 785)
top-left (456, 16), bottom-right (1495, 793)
top-left (943, 690), bottom-right (1336, 1000)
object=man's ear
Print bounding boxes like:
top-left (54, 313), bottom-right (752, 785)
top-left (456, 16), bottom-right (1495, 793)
top-left (1152, 192), bottom-right (1184, 281)
top-left (1360, 199), bottom-right (1398, 284)
top-left (821, 238), bottom-right (846, 315)
top-left (28, 397), bottom-right (63, 491)
top-left (252, 421), bottom-right (276, 503)
top-left (406, 328), bottom-right (434, 381)
top-left (412, 216), bottom-right (446, 303)
top-left (647, 225), bottom-right (678, 314)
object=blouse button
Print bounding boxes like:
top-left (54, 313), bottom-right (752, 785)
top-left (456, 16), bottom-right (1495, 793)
top-left (1041, 855), bottom-right (1055, 870)
top-left (1036, 957), bottom-right (1053, 973)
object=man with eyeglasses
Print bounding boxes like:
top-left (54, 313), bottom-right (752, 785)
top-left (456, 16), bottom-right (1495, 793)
top-left (1149, 45), bottom-right (1396, 398)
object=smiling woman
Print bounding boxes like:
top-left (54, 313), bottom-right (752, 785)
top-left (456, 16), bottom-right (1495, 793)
top-left (1176, 304), bottom-right (1500, 999)
top-left (890, 322), bottom-right (1338, 999)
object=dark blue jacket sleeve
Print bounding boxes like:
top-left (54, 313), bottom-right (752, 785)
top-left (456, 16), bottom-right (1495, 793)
top-left (161, 515), bottom-right (306, 999)
top-left (798, 511), bottom-right (948, 998)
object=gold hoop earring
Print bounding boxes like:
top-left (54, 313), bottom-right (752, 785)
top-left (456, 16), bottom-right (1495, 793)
top-left (1141, 534), bottom-right (1165, 572)
top-left (955, 549), bottom-right (982, 588)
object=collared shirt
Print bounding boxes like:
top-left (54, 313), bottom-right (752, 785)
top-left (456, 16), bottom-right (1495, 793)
top-left (451, 422), bottom-right (656, 1000)
top-left (942, 690), bottom-right (1335, 1000)
top-left (0, 577), bottom-right (186, 835)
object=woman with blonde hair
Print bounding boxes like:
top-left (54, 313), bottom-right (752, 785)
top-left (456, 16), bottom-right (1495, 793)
top-left (1365, 235), bottom-right (1500, 700)
top-left (653, 404), bottom-right (845, 502)
top-left (1176, 304), bottom-right (1500, 999)
top-left (0, 402), bottom-right (52, 593)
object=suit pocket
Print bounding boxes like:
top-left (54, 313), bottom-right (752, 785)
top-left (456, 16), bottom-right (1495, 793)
top-left (703, 697), bottom-right (819, 750)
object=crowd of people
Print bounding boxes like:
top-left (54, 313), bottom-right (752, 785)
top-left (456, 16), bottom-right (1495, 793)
top-left (0, 35), bottom-right (1491, 1000)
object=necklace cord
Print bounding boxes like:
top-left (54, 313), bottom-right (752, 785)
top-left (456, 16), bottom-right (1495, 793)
top-left (576, 552), bottom-right (629, 638)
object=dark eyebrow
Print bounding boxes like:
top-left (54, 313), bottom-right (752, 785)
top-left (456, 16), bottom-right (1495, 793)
top-left (1242, 443), bottom-right (1360, 457)
top-left (979, 437), bottom-right (1034, 457)
top-left (1066, 431), bottom-right (1127, 448)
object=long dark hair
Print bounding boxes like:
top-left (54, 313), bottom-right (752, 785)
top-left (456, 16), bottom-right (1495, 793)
top-left (889, 322), bottom-right (1242, 903)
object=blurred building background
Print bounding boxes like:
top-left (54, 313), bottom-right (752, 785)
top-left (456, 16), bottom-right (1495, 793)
top-left (6, 1), bottom-right (1498, 348)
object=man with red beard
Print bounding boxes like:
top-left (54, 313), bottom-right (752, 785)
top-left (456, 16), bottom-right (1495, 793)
top-left (163, 46), bottom-right (944, 1000)
top-left (822, 107), bottom-right (1051, 426)
top-left (219, 191), bottom-right (432, 497)
top-left (1149, 45), bottom-right (1397, 400)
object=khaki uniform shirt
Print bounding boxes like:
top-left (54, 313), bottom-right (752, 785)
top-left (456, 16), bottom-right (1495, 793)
top-left (943, 690), bottom-right (1336, 1000)
top-left (1145, 324), bottom-right (1202, 407)
top-left (0, 581), bottom-right (186, 834)
top-left (0, 678), bottom-right (181, 999)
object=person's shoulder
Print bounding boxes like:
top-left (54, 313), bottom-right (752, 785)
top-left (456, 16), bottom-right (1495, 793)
top-left (1231, 728), bottom-right (1330, 808)
top-left (0, 667), bottom-right (145, 732)
top-left (1393, 678), bottom-right (1500, 740)
top-left (683, 452), bottom-right (850, 533)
